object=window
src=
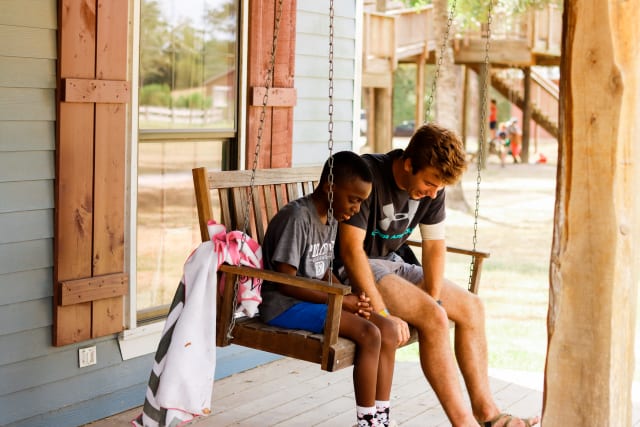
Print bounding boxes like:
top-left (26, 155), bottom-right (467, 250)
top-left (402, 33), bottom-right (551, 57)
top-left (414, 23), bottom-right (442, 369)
top-left (136, 0), bottom-right (241, 321)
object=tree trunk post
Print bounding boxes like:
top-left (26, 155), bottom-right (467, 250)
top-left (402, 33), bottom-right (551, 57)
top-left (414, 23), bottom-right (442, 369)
top-left (544, 0), bottom-right (640, 424)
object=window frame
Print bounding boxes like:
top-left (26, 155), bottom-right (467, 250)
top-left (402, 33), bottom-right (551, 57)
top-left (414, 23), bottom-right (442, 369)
top-left (119, 0), bottom-right (250, 359)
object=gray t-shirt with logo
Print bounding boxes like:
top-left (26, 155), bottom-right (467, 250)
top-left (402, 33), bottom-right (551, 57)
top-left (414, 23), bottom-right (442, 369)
top-left (259, 194), bottom-right (337, 322)
top-left (339, 149), bottom-right (446, 259)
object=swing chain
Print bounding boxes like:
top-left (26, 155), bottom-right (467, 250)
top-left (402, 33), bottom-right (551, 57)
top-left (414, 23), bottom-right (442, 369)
top-left (469, 0), bottom-right (493, 291)
top-left (229, 0), bottom-right (285, 340)
top-left (327, 0), bottom-right (335, 284)
top-left (424, 0), bottom-right (457, 122)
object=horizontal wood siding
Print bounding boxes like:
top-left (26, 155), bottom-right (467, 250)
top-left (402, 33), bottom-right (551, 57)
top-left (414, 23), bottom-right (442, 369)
top-left (0, 210), bottom-right (53, 244)
top-left (0, 181), bottom-right (54, 213)
top-left (0, 152), bottom-right (55, 182)
top-left (0, 341), bottom-right (152, 426)
top-left (0, 88), bottom-right (56, 120)
top-left (0, 0), bottom-right (57, 28)
top-left (0, 57), bottom-right (56, 88)
top-left (0, 121), bottom-right (55, 151)
top-left (292, 0), bottom-right (358, 166)
top-left (0, 299), bottom-right (51, 336)
top-left (0, 269), bottom-right (52, 306)
top-left (0, 26), bottom-right (56, 58)
top-left (0, 240), bottom-right (52, 274)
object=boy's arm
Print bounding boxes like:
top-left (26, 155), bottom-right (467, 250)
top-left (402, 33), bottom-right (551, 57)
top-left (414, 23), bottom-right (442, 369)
top-left (339, 222), bottom-right (411, 343)
top-left (275, 261), bottom-right (366, 315)
top-left (273, 262), bottom-right (331, 304)
top-left (420, 239), bottom-right (446, 300)
top-left (337, 223), bottom-right (384, 311)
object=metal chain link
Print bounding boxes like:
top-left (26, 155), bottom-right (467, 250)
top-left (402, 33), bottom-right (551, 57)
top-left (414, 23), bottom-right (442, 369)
top-left (468, 0), bottom-right (493, 291)
top-left (228, 0), bottom-right (285, 340)
top-left (424, 0), bottom-right (457, 122)
top-left (327, 0), bottom-right (335, 285)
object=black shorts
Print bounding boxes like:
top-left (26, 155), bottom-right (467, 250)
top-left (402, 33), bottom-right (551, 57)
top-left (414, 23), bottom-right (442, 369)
top-left (489, 120), bottom-right (497, 130)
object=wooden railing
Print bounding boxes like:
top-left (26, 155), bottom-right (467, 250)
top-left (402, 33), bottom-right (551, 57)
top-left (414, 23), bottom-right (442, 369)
top-left (362, 5), bottom-right (434, 71)
top-left (456, 4), bottom-right (563, 60)
top-left (362, 3), bottom-right (562, 70)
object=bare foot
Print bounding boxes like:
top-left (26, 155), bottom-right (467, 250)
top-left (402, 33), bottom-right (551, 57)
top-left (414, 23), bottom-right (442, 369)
top-left (481, 413), bottom-right (540, 427)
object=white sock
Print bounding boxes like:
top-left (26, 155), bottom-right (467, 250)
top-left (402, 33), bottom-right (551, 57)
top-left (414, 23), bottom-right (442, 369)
top-left (356, 405), bottom-right (377, 426)
top-left (375, 400), bottom-right (390, 426)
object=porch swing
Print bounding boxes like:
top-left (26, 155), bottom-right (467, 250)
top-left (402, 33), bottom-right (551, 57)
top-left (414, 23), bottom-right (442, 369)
top-left (192, 0), bottom-right (491, 372)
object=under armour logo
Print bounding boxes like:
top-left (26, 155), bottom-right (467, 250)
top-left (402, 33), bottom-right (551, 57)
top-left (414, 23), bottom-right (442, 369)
top-left (378, 201), bottom-right (419, 231)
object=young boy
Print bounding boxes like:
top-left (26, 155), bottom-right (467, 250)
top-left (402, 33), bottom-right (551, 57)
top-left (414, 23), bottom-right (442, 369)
top-left (259, 151), bottom-right (398, 427)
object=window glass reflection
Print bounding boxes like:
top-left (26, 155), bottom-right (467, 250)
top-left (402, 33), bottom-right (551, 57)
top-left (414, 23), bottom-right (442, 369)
top-left (139, 0), bottom-right (238, 130)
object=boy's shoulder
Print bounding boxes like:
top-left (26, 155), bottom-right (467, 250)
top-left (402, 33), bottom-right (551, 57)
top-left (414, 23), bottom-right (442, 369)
top-left (273, 195), bottom-right (314, 222)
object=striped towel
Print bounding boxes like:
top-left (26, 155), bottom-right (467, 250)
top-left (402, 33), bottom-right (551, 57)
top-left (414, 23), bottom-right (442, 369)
top-left (133, 221), bottom-right (262, 427)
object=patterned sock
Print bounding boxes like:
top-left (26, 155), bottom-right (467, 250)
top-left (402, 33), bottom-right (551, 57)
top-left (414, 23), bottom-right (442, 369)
top-left (356, 405), bottom-right (377, 427)
top-left (375, 400), bottom-right (390, 426)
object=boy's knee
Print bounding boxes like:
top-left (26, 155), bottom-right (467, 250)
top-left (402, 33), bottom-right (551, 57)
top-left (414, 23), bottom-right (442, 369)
top-left (459, 292), bottom-right (485, 324)
top-left (357, 321), bottom-right (382, 349)
top-left (415, 302), bottom-right (449, 332)
top-left (378, 318), bottom-right (400, 348)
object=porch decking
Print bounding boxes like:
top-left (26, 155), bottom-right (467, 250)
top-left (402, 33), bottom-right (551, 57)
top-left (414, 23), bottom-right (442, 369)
top-left (87, 357), bottom-right (547, 426)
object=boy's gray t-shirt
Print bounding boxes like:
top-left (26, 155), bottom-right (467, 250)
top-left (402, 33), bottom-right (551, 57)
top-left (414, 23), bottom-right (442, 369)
top-left (259, 194), bottom-right (337, 322)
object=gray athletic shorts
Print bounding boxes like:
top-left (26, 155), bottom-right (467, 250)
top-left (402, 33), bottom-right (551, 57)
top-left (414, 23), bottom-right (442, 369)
top-left (338, 252), bottom-right (423, 285)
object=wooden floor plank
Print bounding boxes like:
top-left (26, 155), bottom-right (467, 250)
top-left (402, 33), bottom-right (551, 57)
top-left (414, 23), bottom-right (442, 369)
top-left (86, 357), bottom-right (640, 427)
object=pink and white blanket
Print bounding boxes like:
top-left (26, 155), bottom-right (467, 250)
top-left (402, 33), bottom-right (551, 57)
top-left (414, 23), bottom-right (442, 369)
top-left (133, 221), bottom-right (263, 427)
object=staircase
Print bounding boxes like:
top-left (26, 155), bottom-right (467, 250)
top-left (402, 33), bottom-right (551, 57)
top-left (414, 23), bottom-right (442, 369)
top-left (489, 68), bottom-right (559, 138)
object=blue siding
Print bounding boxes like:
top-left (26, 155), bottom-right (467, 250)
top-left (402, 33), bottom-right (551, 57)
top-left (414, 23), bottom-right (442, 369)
top-left (293, 0), bottom-right (359, 166)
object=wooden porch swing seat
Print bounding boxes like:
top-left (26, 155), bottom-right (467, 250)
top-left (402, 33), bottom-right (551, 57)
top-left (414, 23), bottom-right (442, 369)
top-left (192, 166), bottom-right (490, 372)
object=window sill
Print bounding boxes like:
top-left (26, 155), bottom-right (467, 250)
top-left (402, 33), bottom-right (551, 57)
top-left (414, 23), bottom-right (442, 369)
top-left (117, 321), bottom-right (165, 360)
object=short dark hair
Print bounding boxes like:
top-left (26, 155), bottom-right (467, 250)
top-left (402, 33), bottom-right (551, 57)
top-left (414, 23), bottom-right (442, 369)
top-left (319, 151), bottom-right (372, 186)
top-left (402, 122), bottom-right (467, 185)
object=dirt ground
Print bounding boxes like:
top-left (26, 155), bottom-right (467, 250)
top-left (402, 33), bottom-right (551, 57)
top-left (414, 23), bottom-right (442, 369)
top-left (448, 138), bottom-right (558, 373)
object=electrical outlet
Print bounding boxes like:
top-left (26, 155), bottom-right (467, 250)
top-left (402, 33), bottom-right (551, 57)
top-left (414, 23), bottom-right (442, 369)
top-left (79, 346), bottom-right (97, 368)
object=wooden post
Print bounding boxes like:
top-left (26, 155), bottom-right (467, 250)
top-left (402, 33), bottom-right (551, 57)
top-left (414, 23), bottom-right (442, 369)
top-left (461, 66), bottom-right (469, 148)
top-left (373, 87), bottom-right (392, 153)
top-left (415, 53), bottom-right (426, 127)
top-left (521, 66), bottom-right (531, 163)
top-left (477, 63), bottom-right (489, 168)
top-left (543, 0), bottom-right (640, 424)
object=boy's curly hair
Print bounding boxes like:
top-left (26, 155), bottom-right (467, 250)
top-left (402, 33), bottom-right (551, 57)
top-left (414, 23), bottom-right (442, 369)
top-left (319, 150), bottom-right (372, 186)
top-left (402, 123), bottom-right (467, 185)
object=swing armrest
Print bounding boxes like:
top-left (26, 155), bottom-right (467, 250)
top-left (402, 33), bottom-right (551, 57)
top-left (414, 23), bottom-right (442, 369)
top-left (405, 239), bottom-right (490, 295)
top-left (217, 264), bottom-right (349, 369)
top-left (218, 264), bottom-right (350, 295)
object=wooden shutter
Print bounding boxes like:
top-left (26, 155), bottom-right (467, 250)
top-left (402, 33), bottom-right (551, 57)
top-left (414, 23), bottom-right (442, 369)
top-left (246, 0), bottom-right (297, 169)
top-left (54, 0), bottom-right (129, 346)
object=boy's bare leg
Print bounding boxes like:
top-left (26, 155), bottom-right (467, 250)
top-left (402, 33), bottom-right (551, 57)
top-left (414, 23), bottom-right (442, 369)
top-left (377, 275), bottom-right (479, 427)
top-left (441, 279), bottom-right (540, 427)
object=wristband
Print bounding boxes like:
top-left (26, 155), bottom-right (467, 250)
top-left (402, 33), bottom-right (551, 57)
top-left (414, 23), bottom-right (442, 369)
top-left (379, 308), bottom-right (390, 318)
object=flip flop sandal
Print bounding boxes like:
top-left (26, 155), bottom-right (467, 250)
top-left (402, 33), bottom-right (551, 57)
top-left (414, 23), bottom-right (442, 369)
top-left (482, 413), bottom-right (532, 427)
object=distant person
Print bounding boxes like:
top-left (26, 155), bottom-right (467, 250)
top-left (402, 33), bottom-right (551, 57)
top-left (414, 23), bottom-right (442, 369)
top-left (490, 128), bottom-right (508, 167)
top-left (259, 151), bottom-right (399, 427)
top-left (489, 99), bottom-right (498, 140)
top-left (507, 118), bottom-right (522, 163)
